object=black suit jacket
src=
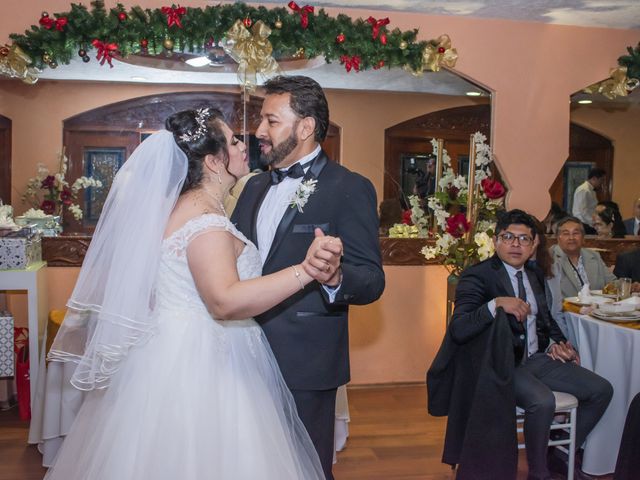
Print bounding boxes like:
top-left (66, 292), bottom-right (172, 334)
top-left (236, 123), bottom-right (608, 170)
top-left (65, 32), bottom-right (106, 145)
top-left (231, 150), bottom-right (385, 390)
top-left (623, 218), bottom-right (636, 236)
top-left (614, 248), bottom-right (640, 282)
top-left (449, 255), bottom-right (566, 363)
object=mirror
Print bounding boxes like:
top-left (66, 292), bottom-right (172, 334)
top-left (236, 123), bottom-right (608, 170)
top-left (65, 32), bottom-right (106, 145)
top-left (548, 86), bottom-right (639, 236)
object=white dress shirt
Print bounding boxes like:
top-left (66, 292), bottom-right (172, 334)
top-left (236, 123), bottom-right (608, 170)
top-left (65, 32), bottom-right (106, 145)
top-left (255, 146), bottom-right (339, 301)
top-left (572, 180), bottom-right (597, 226)
top-left (488, 263), bottom-right (539, 357)
top-left (256, 145), bottom-right (321, 265)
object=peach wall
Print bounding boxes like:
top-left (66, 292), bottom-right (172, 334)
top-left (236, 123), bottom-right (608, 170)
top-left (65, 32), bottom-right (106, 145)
top-left (571, 104), bottom-right (640, 219)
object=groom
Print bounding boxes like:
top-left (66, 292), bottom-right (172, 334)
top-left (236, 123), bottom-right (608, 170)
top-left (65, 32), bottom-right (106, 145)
top-left (232, 75), bottom-right (385, 479)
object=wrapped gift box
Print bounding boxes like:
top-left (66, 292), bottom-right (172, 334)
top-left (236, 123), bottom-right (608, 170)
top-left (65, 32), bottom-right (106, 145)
top-left (0, 312), bottom-right (14, 377)
top-left (0, 232), bottom-right (42, 270)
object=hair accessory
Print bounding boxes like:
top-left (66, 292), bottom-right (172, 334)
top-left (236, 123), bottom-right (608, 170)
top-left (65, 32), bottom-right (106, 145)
top-left (179, 107), bottom-right (211, 142)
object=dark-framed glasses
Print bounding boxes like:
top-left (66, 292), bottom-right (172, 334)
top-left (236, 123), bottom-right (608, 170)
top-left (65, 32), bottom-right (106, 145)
top-left (497, 232), bottom-right (533, 246)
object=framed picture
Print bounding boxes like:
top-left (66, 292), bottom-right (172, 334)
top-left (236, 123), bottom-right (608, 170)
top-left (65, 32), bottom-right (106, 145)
top-left (563, 161), bottom-right (595, 213)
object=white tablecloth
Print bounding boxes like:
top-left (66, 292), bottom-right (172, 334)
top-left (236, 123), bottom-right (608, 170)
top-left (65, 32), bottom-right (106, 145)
top-left (563, 312), bottom-right (640, 475)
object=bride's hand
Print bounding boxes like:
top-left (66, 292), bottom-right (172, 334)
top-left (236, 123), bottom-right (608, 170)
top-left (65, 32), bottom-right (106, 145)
top-left (302, 228), bottom-right (343, 285)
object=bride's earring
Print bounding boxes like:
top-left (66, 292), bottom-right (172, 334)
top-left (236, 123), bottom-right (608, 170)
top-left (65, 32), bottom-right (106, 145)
top-left (214, 170), bottom-right (222, 184)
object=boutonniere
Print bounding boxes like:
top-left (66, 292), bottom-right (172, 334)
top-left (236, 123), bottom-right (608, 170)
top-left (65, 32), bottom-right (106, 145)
top-left (288, 179), bottom-right (318, 213)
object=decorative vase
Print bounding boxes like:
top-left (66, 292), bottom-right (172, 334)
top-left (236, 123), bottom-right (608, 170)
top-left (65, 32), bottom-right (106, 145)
top-left (446, 272), bottom-right (459, 326)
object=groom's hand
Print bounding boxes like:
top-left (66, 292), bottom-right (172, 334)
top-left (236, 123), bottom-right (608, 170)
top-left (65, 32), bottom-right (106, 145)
top-left (302, 228), bottom-right (343, 284)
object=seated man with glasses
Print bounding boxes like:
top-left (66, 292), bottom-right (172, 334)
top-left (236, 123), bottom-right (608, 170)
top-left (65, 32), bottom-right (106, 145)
top-left (551, 216), bottom-right (616, 298)
top-left (430, 209), bottom-right (612, 480)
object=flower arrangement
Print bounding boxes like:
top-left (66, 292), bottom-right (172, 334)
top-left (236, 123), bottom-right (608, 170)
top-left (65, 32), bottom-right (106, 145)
top-left (22, 151), bottom-right (102, 221)
top-left (421, 132), bottom-right (506, 275)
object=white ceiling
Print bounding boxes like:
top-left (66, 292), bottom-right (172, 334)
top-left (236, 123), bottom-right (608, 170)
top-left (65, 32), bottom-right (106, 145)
top-left (256, 0), bottom-right (640, 30)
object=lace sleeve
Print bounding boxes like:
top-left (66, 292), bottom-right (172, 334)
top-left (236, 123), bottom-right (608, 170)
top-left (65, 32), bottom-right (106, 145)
top-left (164, 214), bottom-right (237, 257)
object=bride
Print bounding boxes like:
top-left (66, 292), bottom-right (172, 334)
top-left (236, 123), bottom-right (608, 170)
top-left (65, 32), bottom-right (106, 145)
top-left (43, 107), bottom-right (341, 479)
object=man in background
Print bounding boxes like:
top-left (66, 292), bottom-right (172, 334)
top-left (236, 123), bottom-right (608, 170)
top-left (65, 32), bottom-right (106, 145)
top-left (572, 168), bottom-right (606, 234)
top-left (623, 198), bottom-right (640, 235)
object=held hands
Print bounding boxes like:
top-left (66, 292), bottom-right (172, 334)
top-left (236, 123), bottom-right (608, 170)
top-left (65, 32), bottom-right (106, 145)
top-left (547, 341), bottom-right (580, 365)
top-left (495, 297), bottom-right (531, 323)
top-left (302, 228), bottom-right (343, 286)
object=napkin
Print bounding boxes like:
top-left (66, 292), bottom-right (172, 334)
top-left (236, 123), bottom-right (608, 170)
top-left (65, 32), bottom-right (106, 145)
top-left (617, 296), bottom-right (640, 308)
top-left (578, 283), bottom-right (592, 303)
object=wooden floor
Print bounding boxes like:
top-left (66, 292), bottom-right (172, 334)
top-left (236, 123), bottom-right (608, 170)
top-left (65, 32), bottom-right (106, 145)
top-left (0, 384), bottom-right (613, 480)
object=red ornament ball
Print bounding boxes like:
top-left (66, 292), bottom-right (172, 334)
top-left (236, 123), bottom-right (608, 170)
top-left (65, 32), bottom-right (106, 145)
top-left (438, 47), bottom-right (446, 54)
top-left (243, 17), bottom-right (252, 28)
top-left (78, 49), bottom-right (86, 57)
top-left (378, 60), bottom-right (385, 67)
top-left (118, 12), bottom-right (127, 22)
top-left (336, 33), bottom-right (345, 44)
top-left (140, 39), bottom-right (149, 49)
top-left (380, 34), bottom-right (387, 45)
top-left (41, 11), bottom-right (49, 18)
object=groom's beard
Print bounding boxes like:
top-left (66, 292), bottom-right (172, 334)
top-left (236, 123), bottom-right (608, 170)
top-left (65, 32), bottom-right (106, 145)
top-left (259, 126), bottom-right (299, 168)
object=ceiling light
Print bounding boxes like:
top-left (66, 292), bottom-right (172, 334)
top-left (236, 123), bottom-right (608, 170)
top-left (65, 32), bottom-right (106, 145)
top-left (466, 91), bottom-right (482, 97)
top-left (130, 76), bottom-right (147, 81)
top-left (578, 99), bottom-right (593, 104)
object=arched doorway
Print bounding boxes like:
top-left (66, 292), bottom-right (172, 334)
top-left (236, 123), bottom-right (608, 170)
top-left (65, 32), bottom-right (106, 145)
top-left (63, 91), bottom-right (341, 233)
top-left (383, 104), bottom-right (491, 202)
top-left (549, 123), bottom-right (613, 213)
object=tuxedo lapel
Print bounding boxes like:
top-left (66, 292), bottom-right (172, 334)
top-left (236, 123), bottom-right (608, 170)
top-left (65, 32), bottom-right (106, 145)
top-left (263, 151), bottom-right (329, 267)
top-left (249, 174), bottom-right (272, 248)
top-left (492, 256), bottom-right (515, 297)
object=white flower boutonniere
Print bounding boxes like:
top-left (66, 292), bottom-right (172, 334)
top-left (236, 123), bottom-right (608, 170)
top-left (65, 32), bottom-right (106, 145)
top-left (288, 179), bottom-right (318, 213)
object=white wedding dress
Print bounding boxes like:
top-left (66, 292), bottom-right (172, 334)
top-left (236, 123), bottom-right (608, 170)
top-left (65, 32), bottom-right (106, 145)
top-left (44, 214), bottom-right (324, 480)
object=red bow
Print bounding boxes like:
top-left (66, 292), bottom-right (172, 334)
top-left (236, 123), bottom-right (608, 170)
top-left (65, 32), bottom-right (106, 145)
top-left (161, 5), bottom-right (186, 28)
top-left (367, 16), bottom-right (389, 43)
top-left (40, 16), bottom-right (68, 32)
top-left (340, 55), bottom-right (361, 73)
top-left (288, 1), bottom-right (314, 29)
top-left (92, 39), bottom-right (119, 68)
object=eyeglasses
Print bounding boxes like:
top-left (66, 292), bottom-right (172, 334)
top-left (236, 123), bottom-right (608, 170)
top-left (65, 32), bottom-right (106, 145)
top-left (497, 232), bottom-right (533, 246)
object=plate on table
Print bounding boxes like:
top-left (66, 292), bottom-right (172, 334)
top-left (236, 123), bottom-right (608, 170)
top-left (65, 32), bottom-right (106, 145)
top-left (565, 296), bottom-right (612, 307)
top-left (591, 309), bottom-right (640, 322)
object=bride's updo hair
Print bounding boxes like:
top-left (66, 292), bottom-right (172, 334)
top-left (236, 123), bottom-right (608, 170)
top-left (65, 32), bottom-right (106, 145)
top-left (165, 107), bottom-right (229, 193)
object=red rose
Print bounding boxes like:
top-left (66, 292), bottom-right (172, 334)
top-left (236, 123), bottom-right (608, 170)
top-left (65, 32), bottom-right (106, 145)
top-left (445, 213), bottom-right (470, 238)
top-left (402, 209), bottom-right (413, 225)
top-left (60, 187), bottom-right (73, 206)
top-left (41, 175), bottom-right (55, 189)
top-left (40, 200), bottom-right (56, 214)
top-left (481, 178), bottom-right (505, 199)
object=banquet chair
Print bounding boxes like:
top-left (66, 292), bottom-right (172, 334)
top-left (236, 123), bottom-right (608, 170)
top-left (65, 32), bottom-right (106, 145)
top-left (516, 391), bottom-right (578, 480)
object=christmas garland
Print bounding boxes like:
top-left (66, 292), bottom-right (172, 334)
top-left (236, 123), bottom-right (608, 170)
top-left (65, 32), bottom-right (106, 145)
top-left (585, 41), bottom-right (640, 99)
top-left (3, 0), bottom-right (458, 82)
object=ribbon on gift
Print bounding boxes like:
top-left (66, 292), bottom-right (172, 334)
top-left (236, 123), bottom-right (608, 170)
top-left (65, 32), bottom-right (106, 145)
top-left (39, 16), bottom-right (68, 31)
top-left (223, 20), bottom-right (279, 92)
top-left (161, 5), bottom-right (186, 28)
top-left (92, 39), bottom-right (119, 68)
top-left (367, 16), bottom-right (389, 44)
top-left (0, 44), bottom-right (39, 84)
top-left (583, 66), bottom-right (640, 99)
top-left (288, 1), bottom-right (314, 29)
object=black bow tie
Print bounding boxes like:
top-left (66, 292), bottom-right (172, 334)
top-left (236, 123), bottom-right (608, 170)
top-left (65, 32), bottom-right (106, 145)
top-left (269, 160), bottom-right (310, 185)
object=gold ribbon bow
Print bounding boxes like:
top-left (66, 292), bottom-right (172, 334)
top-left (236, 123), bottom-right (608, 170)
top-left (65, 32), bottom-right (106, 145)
top-left (406, 34), bottom-right (458, 76)
top-left (0, 44), bottom-right (39, 84)
top-left (583, 66), bottom-right (640, 99)
top-left (223, 20), bottom-right (279, 92)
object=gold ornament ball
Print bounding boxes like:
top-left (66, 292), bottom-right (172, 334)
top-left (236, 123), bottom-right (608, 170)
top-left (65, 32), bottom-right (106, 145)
top-left (399, 40), bottom-right (408, 50)
top-left (163, 38), bottom-right (174, 50)
top-left (49, 60), bottom-right (58, 69)
top-left (42, 53), bottom-right (51, 63)
top-left (294, 47), bottom-right (305, 58)
top-left (275, 18), bottom-right (283, 29)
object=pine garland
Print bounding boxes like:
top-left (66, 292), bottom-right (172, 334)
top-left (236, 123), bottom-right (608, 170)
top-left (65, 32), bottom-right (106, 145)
top-left (8, 1), bottom-right (446, 74)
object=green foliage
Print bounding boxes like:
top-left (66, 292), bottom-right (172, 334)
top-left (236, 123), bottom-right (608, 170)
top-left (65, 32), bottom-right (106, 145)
top-left (618, 42), bottom-right (640, 80)
top-left (9, 2), bottom-right (438, 72)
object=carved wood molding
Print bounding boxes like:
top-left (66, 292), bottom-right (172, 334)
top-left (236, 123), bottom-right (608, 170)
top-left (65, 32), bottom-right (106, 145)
top-left (42, 235), bottom-right (640, 268)
top-left (42, 235), bottom-right (92, 267)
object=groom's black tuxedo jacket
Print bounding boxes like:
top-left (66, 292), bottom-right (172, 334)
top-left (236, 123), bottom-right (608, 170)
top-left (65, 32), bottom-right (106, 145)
top-left (231, 150), bottom-right (385, 390)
